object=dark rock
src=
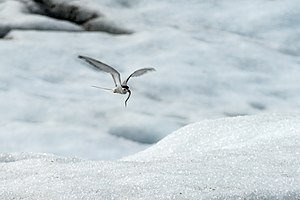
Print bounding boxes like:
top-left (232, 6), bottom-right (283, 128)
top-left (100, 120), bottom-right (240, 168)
top-left (83, 18), bottom-right (133, 35)
top-left (31, 0), bottom-right (100, 24)
top-left (0, 0), bottom-right (133, 38)
top-left (0, 26), bottom-right (10, 38)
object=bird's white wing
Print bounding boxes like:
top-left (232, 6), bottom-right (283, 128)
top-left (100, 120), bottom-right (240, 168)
top-left (123, 68), bottom-right (156, 85)
top-left (78, 55), bottom-right (121, 87)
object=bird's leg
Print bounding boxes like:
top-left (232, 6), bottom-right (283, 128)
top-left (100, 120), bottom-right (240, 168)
top-left (125, 90), bottom-right (131, 107)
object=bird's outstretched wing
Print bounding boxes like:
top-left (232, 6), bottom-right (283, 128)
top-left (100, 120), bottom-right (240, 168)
top-left (78, 55), bottom-right (121, 87)
top-left (123, 68), bottom-right (156, 85)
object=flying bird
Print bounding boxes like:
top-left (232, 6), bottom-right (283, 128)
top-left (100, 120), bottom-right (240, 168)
top-left (78, 55), bottom-right (156, 107)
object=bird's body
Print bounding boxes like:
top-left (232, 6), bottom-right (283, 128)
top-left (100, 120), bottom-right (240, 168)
top-left (78, 55), bottom-right (155, 106)
top-left (113, 85), bottom-right (128, 94)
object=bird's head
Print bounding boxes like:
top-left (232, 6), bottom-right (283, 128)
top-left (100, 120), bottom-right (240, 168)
top-left (121, 85), bottom-right (130, 93)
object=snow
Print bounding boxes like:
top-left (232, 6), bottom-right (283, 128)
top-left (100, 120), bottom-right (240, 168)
top-left (0, 0), bottom-right (300, 197)
top-left (0, 0), bottom-right (300, 160)
top-left (0, 113), bottom-right (300, 199)
top-left (125, 113), bottom-right (300, 162)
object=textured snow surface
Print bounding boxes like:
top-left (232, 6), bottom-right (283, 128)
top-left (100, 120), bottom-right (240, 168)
top-left (125, 113), bottom-right (300, 162)
top-left (0, 0), bottom-right (300, 160)
top-left (0, 113), bottom-right (300, 199)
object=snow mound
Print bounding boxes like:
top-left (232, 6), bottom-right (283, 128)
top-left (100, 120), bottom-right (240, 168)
top-left (125, 113), bottom-right (300, 162)
top-left (0, 152), bottom-right (81, 163)
top-left (1, 113), bottom-right (299, 199)
top-left (1, 0), bottom-right (300, 160)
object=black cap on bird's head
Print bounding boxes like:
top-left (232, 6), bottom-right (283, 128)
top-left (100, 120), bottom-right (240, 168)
top-left (121, 85), bottom-right (130, 94)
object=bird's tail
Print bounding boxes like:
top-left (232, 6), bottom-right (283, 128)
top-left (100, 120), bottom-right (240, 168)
top-left (91, 85), bottom-right (112, 91)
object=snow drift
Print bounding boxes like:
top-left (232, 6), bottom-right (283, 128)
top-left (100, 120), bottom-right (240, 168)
top-left (1, 0), bottom-right (300, 160)
top-left (0, 113), bottom-right (299, 199)
top-left (125, 113), bottom-right (300, 162)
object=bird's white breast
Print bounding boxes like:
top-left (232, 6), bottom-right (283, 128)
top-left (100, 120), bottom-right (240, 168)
top-left (113, 86), bottom-right (127, 94)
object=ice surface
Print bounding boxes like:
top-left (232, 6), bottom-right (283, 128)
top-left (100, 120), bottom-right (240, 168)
top-left (0, 0), bottom-right (300, 160)
top-left (0, 0), bottom-right (299, 198)
top-left (0, 113), bottom-right (299, 199)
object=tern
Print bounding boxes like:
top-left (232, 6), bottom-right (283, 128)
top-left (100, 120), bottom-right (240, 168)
top-left (78, 55), bottom-right (155, 107)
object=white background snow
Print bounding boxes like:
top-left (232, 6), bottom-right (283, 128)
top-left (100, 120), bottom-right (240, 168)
top-left (0, 0), bottom-right (300, 199)
top-left (1, 113), bottom-right (300, 199)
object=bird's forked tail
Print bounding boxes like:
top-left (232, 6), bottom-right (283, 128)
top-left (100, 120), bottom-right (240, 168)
top-left (91, 85), bottom-right (112, 91)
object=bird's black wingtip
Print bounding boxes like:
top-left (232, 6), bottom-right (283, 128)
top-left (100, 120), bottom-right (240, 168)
top-left (78, 55), bottom-right (84, 59)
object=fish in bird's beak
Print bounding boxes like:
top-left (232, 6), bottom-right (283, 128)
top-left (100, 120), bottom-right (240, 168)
top-left (125, 90), bottom-right (131, 107)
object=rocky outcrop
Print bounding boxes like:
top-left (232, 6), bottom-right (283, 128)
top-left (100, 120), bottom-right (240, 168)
top-left (0, 0), bottom-right (132, 38)
top-left (0, 26), bottom-right (10, 38)
top-left (29, 0), bottom-right (100, 24)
